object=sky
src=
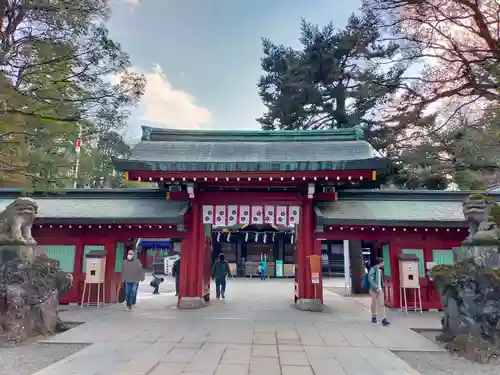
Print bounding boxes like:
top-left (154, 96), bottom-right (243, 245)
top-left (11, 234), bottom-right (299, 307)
top-left (110, 0), bottom-right (362, 140)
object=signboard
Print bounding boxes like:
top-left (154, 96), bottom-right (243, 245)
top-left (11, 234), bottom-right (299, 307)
top-left (163, 255), bottom-right (179, 275)
top-left (309, 255), bottom-right (321, 284)
top-left (311, 272), bottom-right (320, 284)
top-left (276, 260), bottom-right (283, 277)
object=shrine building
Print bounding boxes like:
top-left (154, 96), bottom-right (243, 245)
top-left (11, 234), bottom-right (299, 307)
top-left (1, 126), bottom-right (498, 310)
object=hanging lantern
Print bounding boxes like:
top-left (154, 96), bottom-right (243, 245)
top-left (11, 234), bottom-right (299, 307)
top-left (254, 232), bottom-right (258, 242)
top-left (263, 233), bottom-right (267, 243)
top-left (245, 232), bottom-right (249, 242)
top-left (227, 232), bottom-right (231, 242)
top-left (290, 234), bottom-right (294, 243)
top-left (217, 232), bottom-right (221, 242)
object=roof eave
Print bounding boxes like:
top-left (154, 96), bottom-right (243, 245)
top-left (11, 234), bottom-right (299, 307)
top-left (114, 157), bottom-right (390, 173)
top-left (320, 218), bottom-right (466, 227)
top-left (34, 217), bottom-right (185, 225)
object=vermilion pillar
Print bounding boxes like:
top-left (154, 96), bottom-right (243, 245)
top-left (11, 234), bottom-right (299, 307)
top-left (178, 199), bottom-right (206, 308)
top-left (296, 198), bottom-right (323, 311)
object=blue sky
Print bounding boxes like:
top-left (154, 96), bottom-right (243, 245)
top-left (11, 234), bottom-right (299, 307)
top-left (110, 0), bottom-right (362, 140)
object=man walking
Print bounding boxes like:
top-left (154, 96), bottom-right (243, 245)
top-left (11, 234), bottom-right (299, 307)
top-left (122, 248), bottom-right (145, 311)
top-left (368, 257), bottom-right (390, 325)
top-left (211, 253), bottom-right (231, 299)
top-left (172, 257), bottom-right (180, 296)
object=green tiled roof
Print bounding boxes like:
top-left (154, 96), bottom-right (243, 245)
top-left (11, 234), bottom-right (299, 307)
top-left (115, 127), bottom-right (389, 172)
top-left (0, 189), bottom-right (188, 224)
top-left (315, 200), bottom-right (466, 226)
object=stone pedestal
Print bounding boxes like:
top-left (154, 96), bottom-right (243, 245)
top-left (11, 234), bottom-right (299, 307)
top-left (431, 243), bottom-right (500, 361)
top-left (0, 255), bottom-right (71, 344)
top-left (453, 245), bottom-right (500, 268)
top-left (296, 298), bottom-right (324, 312)
top-left (177, 296), bottom-right (206, 309)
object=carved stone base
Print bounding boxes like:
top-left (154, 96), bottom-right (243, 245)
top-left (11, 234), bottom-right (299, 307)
top-left (177, 296), bottom-right (205, 309)
top-left (295, 298), bottom-right (323, 312)
top-left (0, 255), bottom-right (71, 345)
top-left (453, 246), bottom-right (500, 268)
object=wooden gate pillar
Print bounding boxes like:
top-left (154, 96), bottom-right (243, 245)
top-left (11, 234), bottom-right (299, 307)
top-left (296, 198), bottom-right (323, 311)
top-left (178, 199), bottom-right (208, 308)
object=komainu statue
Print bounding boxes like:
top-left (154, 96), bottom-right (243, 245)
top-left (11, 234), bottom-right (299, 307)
top-left (0, 198), bottom-right (38, 262)
top-left (0, 198), bottom-right (72, 345)
top-left (462, 194), bottom-right (500, 245)
top-left (429, 194), bottom-right (500, 363)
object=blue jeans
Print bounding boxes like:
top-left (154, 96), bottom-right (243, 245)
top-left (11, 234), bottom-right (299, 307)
top-left (215, 278), bottom-right (226, 298)
top-left (260, 271), bottom-right (265, 280)
top-left (124, 281), bottom-right (139, 307)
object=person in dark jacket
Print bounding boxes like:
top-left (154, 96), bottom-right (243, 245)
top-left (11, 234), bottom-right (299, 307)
top-left (150, 273), bottom-right (164, 294)
top-left (211, 253), bottom-right (231, 299)
top-left (172, 258), bottom-right (180, 296)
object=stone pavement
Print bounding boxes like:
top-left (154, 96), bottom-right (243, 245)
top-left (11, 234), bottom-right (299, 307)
top-left (36, 279), bottom-right (444, 375)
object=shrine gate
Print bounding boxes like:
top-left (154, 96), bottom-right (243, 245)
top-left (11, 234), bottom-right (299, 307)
top-left (113, 126), bottom-right (380, 309)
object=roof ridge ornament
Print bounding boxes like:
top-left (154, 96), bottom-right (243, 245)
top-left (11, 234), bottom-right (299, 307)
top-left (141, 126), bottom-right (152, 141)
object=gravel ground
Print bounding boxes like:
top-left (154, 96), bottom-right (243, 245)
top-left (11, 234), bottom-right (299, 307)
top-left (394, 329), bottom-right (500, 375)
top-left (394, 350), bottom-right (500, 375)
top-left (1, 342), bottom-right (89, 375)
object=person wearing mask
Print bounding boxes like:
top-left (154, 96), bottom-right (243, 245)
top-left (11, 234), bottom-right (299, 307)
top-left (259, 255), bottom-right (267, 280)
top-left (172, 257), bottom-right (180, 296)
top-left (211, 253), bottom-right (231, 299)
top-left (122, 248), bottom-right (145, 311)
top-left (367, 257), bottom-right (390, 326)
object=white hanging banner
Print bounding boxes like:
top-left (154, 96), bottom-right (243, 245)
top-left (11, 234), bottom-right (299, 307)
top-left (251, 205), bottom-right (263, 224)
top-left (288, 206), bottom-right (300, 226)
top-left (202, 204), bottom-right (300, 227)
top-left (202, 205), bottom-right (214, 224)
top-left (227, 205), bottom-right (238, 226)
top-left (215, 205), bottom-right (226, 226)
top-left (264, 205), bottom-right (275, 224)
top-left (238, 205), bottom-right (250, 224)
top-left (275, 206), bottom-right (288, 226)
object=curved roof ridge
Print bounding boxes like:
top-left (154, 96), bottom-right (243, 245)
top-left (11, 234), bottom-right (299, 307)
top-left (141, 125), bottom-right (365, 142)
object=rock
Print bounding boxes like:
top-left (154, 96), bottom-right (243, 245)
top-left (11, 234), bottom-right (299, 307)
top-left (0, 198), bottom-right (72, 345)
top-left (0, 256), bottom-right (72, 343)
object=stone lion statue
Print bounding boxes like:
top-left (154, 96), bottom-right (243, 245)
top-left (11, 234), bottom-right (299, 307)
top-left (462, 195), bottom-right (500, 244)
top-left (0, 198), bottom-right (38, 262)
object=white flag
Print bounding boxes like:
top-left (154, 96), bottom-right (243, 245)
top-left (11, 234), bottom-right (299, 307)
top-left (251, 205), bottom-right (263, 224)
top-left (264, 205), bottom-right (275, 225)
top-left (288, 206), bottom-right (300, 226)
top-left (276, 206), bottom-right (288, 226)
top-left (215, 205), bottom-right (226, 226)
top-left (227, 205), bottom-right (238, 226)
top-left (238, 205), bottom-right (250, 224)
top-left (202, 205), bottom-right (214, 224)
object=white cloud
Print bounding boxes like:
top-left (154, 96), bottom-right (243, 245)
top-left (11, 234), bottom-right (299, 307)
top-left (123, 0), bottom-right (139, 4)
top-left (138, 64), bottom-right (212, 129)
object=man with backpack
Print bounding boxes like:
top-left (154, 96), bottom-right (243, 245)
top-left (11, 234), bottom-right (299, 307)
top-left (211, 253), bottom-right (231, 299)
top-left (367, 257), bottom-right (390, 326)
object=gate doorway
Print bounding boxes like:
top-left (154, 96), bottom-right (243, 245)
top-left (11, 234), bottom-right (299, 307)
top-left (212, 225), bottom-right (296, 280)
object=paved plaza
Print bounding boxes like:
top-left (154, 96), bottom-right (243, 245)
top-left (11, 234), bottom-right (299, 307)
top-left (34, 278), bottom-right (444, 375)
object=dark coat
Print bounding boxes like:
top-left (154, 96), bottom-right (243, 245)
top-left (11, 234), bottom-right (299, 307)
top-left (172, 259), bottom-right (180, 279)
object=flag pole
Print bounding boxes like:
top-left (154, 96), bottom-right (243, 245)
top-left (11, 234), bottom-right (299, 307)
top-left (74, 123), bottom-right (82, 188)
